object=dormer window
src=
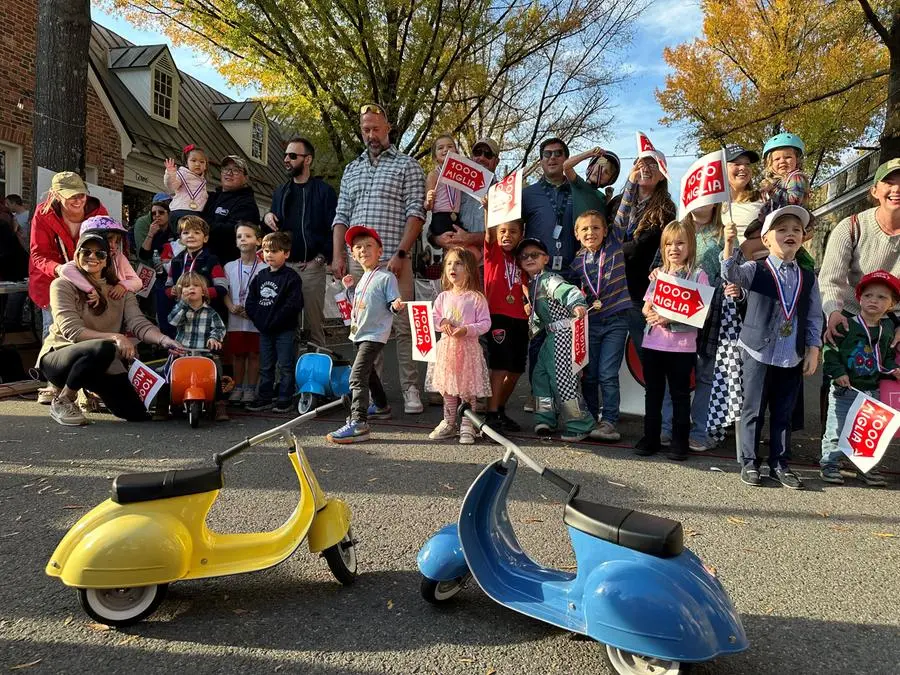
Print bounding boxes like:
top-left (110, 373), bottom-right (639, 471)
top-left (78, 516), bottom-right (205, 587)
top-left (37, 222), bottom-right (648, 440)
top-left (213, 101), bottom-right (269, 165)
top-left (153, 68), bottom-right (174, 120)
top-left (109, 45), bottom-right (180, 127)
top-left (251, 110), bottom-right (267, 163)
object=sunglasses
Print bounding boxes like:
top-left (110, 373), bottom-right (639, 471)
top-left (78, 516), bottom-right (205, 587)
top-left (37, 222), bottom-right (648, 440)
top-left (284, 152), bottom-right (311, 160)
top-left (517, 251), bottom-right (545, 261)
top-left (542, 149), bottom-right (565, 159)
top-left (222, 167), bottom-right (245, 176)
top-left (77, 248), bottom-right (108, 261)
top-left (473, 147), bottom-right (496, 160)
top-left (360, 103), bottom-right (386, 116)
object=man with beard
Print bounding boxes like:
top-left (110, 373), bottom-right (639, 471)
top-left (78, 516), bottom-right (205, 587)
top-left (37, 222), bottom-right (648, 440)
top-left (332, 103), bottom-right (426, 414)
top-left (265, 137), bottom-right (337, 349)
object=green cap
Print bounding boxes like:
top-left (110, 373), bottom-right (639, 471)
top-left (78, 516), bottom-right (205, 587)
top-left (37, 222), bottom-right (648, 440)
top-left (50, 171), bottom-right (88, 199)
top-left (874, 158), bottom-right (900, 185)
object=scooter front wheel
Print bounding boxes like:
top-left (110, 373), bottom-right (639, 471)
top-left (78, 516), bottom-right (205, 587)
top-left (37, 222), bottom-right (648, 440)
top-left (420, 573), bottom-right (470, 604)
top-left (78, 584), bottom-right (168, 627)
top-left (604, 645), bottom-right (691, 675)
top-left (188, 401), bottom-right (202, 428)
top-left (323, 526), bottom-right (357, 585)
top-left (297, 392), bottom-right (322, 415)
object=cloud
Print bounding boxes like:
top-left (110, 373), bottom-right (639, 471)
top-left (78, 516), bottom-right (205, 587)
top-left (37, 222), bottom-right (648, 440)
top-left (637, 0), bottom-right (704, 43)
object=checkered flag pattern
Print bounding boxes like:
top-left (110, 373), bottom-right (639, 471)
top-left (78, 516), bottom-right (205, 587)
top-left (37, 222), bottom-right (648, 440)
top-left (707, 296), bottom-right (743, 442)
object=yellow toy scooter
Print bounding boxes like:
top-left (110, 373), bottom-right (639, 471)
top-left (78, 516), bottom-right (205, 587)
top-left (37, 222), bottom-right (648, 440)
top-left (46, 398), bottom-right (357, 626)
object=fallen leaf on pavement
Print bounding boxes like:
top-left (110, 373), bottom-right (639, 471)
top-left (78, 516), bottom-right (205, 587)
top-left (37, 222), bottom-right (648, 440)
top-left (441, 483), bottom-right (455, 490)
top-left (62, 505), bottom-right (85, 510)
top-left (818, 511), bottom-right (829, 518)
top-left (458, 657), bottom-right (474, 664)
top-left (119, 635), bottom-right (139, 645)
top-left (387, 599), bottom-right (394, 609)
top-left (9, 659), bottom-right (42, 670)
top-left (523, 518), bottom-right (543, 523)
top-left (727, 516), bottom-right (749, 525)
top-left (87, 622), bottom-right (111, 631)
top-left (63, 616), bottom-right (73, 626)
top-left (873, 532), bottom-right (897, 538)
top-left (367, 477), bottom-right (379, 482)
top-left (764, 606), bottom-right (775, 615)
top-left (703, 564), bottom-right (717, 577)
top-left (486, 669), bottom-right (496, 675)
top-left (684, 528), bottom-right (701, 537)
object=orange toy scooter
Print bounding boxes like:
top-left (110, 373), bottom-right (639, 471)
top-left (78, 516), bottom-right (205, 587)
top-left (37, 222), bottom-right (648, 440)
top-left (169, 348), bottom-right (218, 428)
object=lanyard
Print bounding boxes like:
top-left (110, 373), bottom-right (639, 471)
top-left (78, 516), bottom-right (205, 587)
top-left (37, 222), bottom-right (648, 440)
top-left (764, 258), bottom-right (802, 322)
top-left (184, 250), bottom-right (200, 275)
top-left (177, 168), bottom-right (207, 204)
top-left (581, 247), bottom-right (606, 299)
top-left (238, 258), bottom-right (259, 304)
top-left (540, 180), bottom-right (568, 234)
top-left (855, 315), bottom-right (890, 373)
top-left (351, 266), bottom-right (381, 324)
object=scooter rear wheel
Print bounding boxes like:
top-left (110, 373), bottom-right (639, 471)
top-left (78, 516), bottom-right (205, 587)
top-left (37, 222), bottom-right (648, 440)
top-left (188, 401), bottom-right (202, 428)
top-left (78, 584), bottom-right (168, 627)
top-left (323, 526), bottom-right (357, 585)
top-left (420, 574), bottom-right (470, 604)
top-left (604, 646), bottom-right (691, 675)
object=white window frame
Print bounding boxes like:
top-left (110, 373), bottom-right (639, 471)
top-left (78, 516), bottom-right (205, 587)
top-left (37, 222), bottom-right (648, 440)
top-left (150, 55), bottom-right (179, 126)
top-left (0, 141), bottom-right (23, 197)
top-left (250, 109), bottom-right (268, 164)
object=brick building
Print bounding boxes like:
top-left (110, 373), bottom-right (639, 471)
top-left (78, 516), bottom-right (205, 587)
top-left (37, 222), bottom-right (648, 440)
top-left (0, 1), bottom-right (124, 205)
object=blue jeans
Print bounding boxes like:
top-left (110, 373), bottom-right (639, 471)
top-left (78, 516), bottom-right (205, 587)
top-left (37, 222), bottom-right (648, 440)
top-left (662, 352), bottom-right (713, 444)
top-left (820, 386), bottom-right (876, 469)
top-left (582, 313), bottom-right (629, 424)
top-left (258, 330), bottom-right (295, 403)
top-left (42, 307), bottom-right (53, 340)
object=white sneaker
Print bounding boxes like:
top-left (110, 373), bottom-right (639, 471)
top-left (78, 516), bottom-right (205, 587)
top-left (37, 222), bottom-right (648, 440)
top-left (459, 430), bottom-right (476, 445)
top-left (50, 397), bottom-right (88, 426)
top-left (429, 420), bottom-right (457, 440)
top-left (403, 386), bottom-right (424, 414)
top-left (37, 385), bottom-right (58, 405)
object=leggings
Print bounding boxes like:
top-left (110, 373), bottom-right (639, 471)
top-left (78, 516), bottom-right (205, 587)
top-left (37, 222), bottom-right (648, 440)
top-left (39, 339), bottom-right (148, 421)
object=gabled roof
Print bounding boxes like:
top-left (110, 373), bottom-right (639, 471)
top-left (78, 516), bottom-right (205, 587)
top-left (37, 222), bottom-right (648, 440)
top-left (212, 101), bottom-right (261, 122)
top-left (108, 44), bottom-right (167, 70)
top-left (90, 22), bottom-right (286, 196)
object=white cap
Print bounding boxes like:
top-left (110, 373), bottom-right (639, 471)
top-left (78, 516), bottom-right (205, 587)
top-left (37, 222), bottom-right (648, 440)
top-left (761, 205), bottom-right (811, 237)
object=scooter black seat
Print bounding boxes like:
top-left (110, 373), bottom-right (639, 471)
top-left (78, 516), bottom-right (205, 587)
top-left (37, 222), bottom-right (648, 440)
top-left (564, 498), bottom-right (684, 558)
top-left (112, 466), bottom-right (223, 504)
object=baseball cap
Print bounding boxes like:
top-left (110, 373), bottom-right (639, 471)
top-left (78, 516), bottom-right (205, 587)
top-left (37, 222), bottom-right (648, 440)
top-left (514, 237), bottom-right (549, 257)
top-left (472, 138), bottom-right (500, 156)
top-left (221, 155), bottom-right (249, 173)
top-left (725, 144), bottom-right (760, 164)
top-left (345, 225), bottom-right (382, 248)
top-left (51, 172), bottom-right (89, 199)
top-left (856, 270), bottom-right (900, 301)
top-left (760, 205), bottom-right (811, 237)
top-left (874, 158), bottom-right (900, 185)
top-left (75, 232), bottom-right (110, 253)
top-left (152, 192), bottom-right (172, 203)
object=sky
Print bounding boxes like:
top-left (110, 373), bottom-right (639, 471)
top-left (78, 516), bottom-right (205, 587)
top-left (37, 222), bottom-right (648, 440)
top-left (90, 1), bottom-right (705, 194)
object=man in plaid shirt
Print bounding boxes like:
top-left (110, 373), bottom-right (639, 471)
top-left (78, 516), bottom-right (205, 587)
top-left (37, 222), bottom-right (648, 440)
top-left (332, 103), bottom-right (427, 414)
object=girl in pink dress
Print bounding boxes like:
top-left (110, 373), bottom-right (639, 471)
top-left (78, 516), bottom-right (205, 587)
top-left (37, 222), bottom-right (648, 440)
top-left (428, 247), bottom-right (492, 444)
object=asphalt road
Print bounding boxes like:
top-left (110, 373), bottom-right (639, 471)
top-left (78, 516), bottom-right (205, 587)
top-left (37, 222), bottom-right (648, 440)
top-left (1, 346), bottom-right (898, 674)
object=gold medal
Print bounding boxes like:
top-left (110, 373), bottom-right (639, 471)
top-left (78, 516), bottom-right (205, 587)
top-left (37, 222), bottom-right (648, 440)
top-left (189, 201), bottom-right (198, 210)
top-left (592, 299), bottom-right (603, 311)
top-left (506, 294), bottom-right (515, 304)
top-left (780, 321), bottom-right (793, 337)
top-left (450, 212), bottom-right (458, 222)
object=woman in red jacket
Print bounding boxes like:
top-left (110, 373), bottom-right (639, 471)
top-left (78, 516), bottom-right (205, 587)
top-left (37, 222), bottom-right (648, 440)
top-left (29, 171), bottom-right (108, 403)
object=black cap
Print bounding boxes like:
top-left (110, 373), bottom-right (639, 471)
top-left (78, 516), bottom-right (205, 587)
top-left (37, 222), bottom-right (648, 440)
top-left (514, 237), bottom-right (549, 257)
top-left (76, 232), bottom-right (110, 252)
top-left (539, 137), bottom-right (570, 158)
top-left (725, 144), bottom-right (760, 164)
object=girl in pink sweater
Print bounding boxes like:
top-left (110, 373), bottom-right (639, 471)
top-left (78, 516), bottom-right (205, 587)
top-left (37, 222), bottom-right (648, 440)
top-left (59, 216), bottom-right (142, 302)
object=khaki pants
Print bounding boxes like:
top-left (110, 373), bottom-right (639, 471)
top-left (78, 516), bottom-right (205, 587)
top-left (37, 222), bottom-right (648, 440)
top-left (349, 257), bottom-right (419, 392)
top-left (288, 260), bottom-right (327, 348)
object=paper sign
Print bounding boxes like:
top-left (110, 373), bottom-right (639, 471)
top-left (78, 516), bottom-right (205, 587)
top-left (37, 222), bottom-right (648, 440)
top-left (487, 170), bottom-right (522, 228)
top-left (651, 272), bottom-right (714, 328)
top-left (634, 131), bottom-right (669, 179)
top-left (135, 263), bottom-right (156, 298)
top-left (838, 390), bottom-right (900, 473)
top-left (335, 291), bottom-right (352, 326)
top-left (128, 359), bottom-right (166, 410)
top-left (437, 152), bottom-right (494, 199)
top-left (408, 301), bottom-right (437, 362)
top-left (572, 314), bottom-right (588, 373)
top-left (678, 150), bottom-right (731, 220)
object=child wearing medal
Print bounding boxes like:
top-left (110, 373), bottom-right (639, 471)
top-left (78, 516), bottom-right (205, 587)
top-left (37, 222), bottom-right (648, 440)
top-left (568, 209), bottom-right (631, 441)
top-left (223, 222), bottom-right (264, 406)
top-left (483, 218), bottom-right (528, 431)
top-left (164, 144), bottom-right (209, 232)
top-left (722, 205), bottom-right (823, 490)
top-left (424, 134), bottom-right (482, 261)
top-left (327, 226), bottom-right (404, 444)
top-left (819, 271), bottom-right (900, 487)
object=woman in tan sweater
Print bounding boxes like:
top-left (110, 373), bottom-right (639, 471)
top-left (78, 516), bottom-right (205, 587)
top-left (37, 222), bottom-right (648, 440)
top-left (38, 233), bottom-right (181, 426)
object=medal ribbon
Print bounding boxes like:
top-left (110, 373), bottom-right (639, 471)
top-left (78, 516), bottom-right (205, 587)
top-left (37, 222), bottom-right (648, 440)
top-left (581, 247), bottom-right (606, 301)
top-left (503, 254), bottom-right (519, 296)
top-left (351, 266), bottom-right (381, 325)
top-left (445, 184), bottom-right (459, 212)
top-left (238, 257), bottom-right (260, 304)
top-left (764, 258), bottom-right (802, 323)
top-left (177, 167), bottom-right (207, 205)
top-left (184, 251), bottom-right (199, 275)
top-left (854, 315), bottom-right (890, 373)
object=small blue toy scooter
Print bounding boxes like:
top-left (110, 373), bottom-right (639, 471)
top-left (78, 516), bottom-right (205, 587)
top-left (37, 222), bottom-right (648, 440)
top-left (417, 405), bottom-right (748, 674)
top-left (294, 343), bottom-right (351, 414)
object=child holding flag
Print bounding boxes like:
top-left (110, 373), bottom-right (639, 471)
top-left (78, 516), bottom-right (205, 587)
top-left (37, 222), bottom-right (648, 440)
top-left (722, 205), bottom-right (822, 489)
top-left (819, 271), bottom-right (900, 487)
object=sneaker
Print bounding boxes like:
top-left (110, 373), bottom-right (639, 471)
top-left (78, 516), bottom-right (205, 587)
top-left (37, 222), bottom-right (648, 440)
top-left (659, 433), bottom-right (671, 447)
top-left (367, 403), bottom-right (393, 420)
top-left (634, 437), bottom-right (660, 457)
top-left (242, 387), bottom-right (256, 404)
top-left (523, 398), bottom-right (535, 413)
top-left (667, 449), bottom-right (689, 462)
top-left (327, 420), bottom-right (370, 444)
top-left (272, 400), bottom-right (293, 414)
top-left (428, 420), bottom-right (457, 440)
top-left (38, 385), bottom-right (58, 405)
top-left (591, 421), bottom-right (621, 442)
top-left (497, 410), bottom-right (521, 432)
top-left (819, 466), bottom-right (844, 485)
top-left (246, 399), bottom-right (274, 412)
top-left (50, 397), bottom-right (88, 426)
top-left (534, 422), bottom-right (554, 435)
top-left (689, 438), bottom-right (717, 452)
top-left (459, 428), bottom-right (476, 445)
top-left (773, 466), bottom-right (804, 490)
top-left (561, 431), bottom-right (588, 442)
top-left (229, 387), bottom-right (244, 405)
top-left (740, 465), bottom-right (761, 487)
top-left (860, 469), bottom-right (888, 487)
top-left (403, 386), bottom-right (424, 414)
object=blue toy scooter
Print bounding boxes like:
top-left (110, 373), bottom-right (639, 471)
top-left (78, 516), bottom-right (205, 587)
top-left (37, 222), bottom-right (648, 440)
top-left (417, 405), bottom-right (748, 674)
top-left (294, 343), bottom-right (351, 414)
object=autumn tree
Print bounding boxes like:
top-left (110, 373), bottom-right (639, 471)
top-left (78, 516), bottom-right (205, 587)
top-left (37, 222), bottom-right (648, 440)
top-left (104, 0), bottom-right (642, 173)
top-left (657, 0), bottom-right (896, 180)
